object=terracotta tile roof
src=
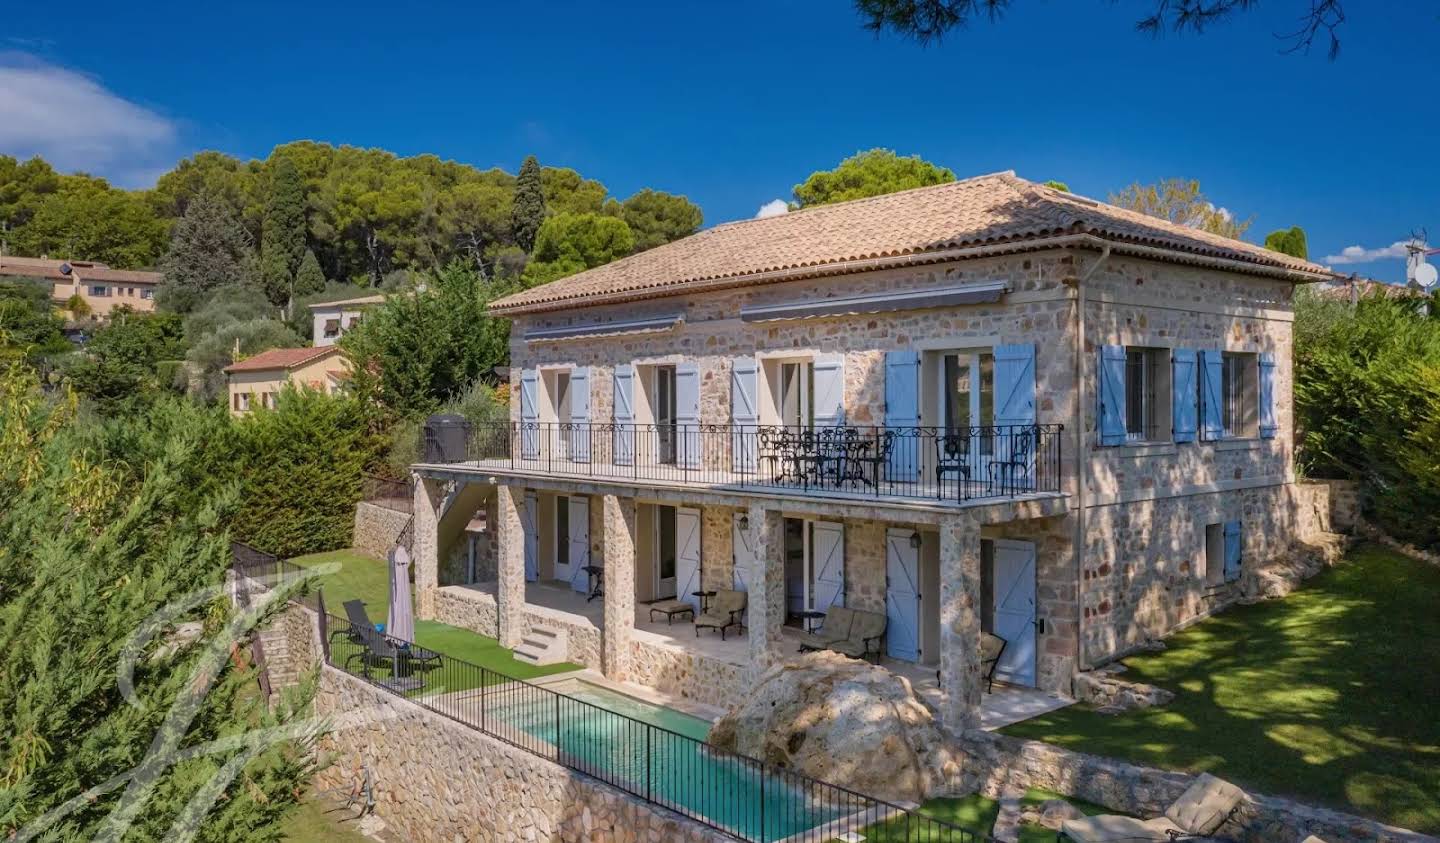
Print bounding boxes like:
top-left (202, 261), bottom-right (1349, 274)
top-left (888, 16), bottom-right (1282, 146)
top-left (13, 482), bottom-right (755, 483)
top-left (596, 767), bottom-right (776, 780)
top-left (223, 345), bottom-right (342, 374)
top-left (0, 256), bottom-right (160, 283)
top-left (308, 294), bottom-right (386, 309)
top-left (491, 172), bottom-right (1339, 314)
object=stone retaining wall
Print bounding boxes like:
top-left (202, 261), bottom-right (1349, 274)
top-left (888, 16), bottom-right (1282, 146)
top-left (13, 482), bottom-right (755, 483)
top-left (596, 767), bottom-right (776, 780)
top-left (354, 501), bottom-right (412, 559)
top-left (435, 585), bottom-right (500, 639)
top-left (955, 730), bottom-right (1436, 843)
top-left (315, 666), bottom-right (733, 843)
top-left (433, 584), bottom-right (602, 670)
top-left (626, 638), bottom-right (746, 711)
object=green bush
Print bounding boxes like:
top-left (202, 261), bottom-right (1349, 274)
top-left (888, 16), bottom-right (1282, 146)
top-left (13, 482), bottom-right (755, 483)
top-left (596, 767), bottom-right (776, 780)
top-left (230, 385), bottom-right (384, 557)
top-left (1295, 290), bottom-right (1440, 547)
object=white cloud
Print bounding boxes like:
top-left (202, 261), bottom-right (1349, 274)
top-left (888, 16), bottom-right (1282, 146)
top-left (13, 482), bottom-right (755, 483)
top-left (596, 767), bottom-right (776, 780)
top-left (0, 53), bottom-right (178, 187)
top-left (1323, 241), bottom-right (1421, 265)
top-left (755, 199), bottom-right (788, 219)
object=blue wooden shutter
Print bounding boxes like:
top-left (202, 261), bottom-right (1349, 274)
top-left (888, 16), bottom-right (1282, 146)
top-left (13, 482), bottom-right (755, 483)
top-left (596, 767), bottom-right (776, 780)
top-left (519, 368), bottom-right (540, 459)
top-left (813, 353), bottom-right (846, 427)
top-left (994, 344), bottom-right (1036, 427)
top-left (675, 361), bottom-right (701, 468)
top-left (811, 521), bottom-right (845, 610)
top-left (731, 357), bottom-right (759, 473)
top-left (1098, 345), bottom-right (1127, 446)
top-left (613, 364), bottom-right (635, 466)
top-left (569, 366), bottom-right (590, 462)
top-left (884, 350), bottom-right (921, 480)
top-left (1199, 350), bottom-right (1224, 441)
top-left (1171, 348), bottom-right (1198, 443)
top-left (1258, 352), bottom-right (1278, 439)
top-left (1223, 520), bottom-right (1242, 582)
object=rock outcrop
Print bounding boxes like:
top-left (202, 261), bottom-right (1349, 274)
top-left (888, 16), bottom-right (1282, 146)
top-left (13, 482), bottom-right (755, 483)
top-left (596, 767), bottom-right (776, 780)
top-left (1072, 663), bottom-right (1174, 715)
top-left (707, 651), bottom-right (959, 803)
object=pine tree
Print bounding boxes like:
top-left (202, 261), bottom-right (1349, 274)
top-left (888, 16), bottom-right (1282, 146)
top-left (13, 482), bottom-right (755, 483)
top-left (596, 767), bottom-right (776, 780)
top-left (260, 157), bottom-right (308, 308)
top-left (293, 249), bottom-right (327, 297)
top-left (511, 155), bottom-right (546, 253)
top-left (0, 365), bottom-right (317, 839)
top-left (156, 191), bottom-right (253, 313)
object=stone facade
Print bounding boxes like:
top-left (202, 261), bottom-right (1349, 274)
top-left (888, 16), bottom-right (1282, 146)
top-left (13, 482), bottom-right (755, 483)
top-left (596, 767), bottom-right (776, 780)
top-left (434, 584), bottom-right (500, 639)
top-left (626, 637), bottom-right (746, 712)
top-left (353, 501), bottom-right (411, 560)
top-left (955, 730), bottom-right (1436, 843)
top-left (315, 666), bottom-right (734, 843)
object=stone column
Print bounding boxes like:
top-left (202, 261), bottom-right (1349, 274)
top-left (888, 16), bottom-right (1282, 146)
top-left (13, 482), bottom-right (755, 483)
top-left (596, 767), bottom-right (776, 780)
top-left (939, 512), bottom-right (983, 731)
top-left (746, 504), bottom-right (785, 683)
top-left (495, 484), bottom-right (526, 649)
top-left (601, 494), bottom-right (637, 681)
top-left (412, 475), bottom-right (444, 620)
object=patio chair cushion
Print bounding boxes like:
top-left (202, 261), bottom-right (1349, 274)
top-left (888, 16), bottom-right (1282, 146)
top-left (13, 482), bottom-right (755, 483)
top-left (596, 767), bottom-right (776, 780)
top-left (848, 610), bottom-right (887, 643)
top-left (1059, 814), bottom-right (1179, 842)
top-left (650, 599), bottom-right (694, 617)
top-left (815, 606), bottom-right (854, 642)
top-left (797, 631), bottom-right (838, 650)
top-left (981, 632), bottom-right (1006, 662)
top-left (1163, 773), bottom-right (1245, 836)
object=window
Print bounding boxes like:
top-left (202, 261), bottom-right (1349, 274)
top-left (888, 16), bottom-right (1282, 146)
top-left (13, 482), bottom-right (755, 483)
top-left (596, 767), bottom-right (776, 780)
top-left (324, 319), bottom-right (341, 339)
top-left (262, 392), bottom-right (277, 410)
top-left (141, 288), bottom-right (154, 300)
top-left (654, 365), bottom-right (677, 464)
top-left (779, 361), bottom-right (812, 428)
top-left (1124, 347), bottom-right (1170, 441)
top-left (942, 351), bottom-right (994, 433)
top-left (1221, 353), bottom-right (1255, 437)
top-left (234, 392), bottom-right (250, 412)
top-left (90, 285), bottom-right (109, 297)
top-left (1204, 523), bottom-right (1225, 586)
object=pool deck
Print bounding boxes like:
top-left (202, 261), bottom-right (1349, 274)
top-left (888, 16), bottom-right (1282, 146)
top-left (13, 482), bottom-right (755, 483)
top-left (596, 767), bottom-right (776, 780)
top-left (503, 581), bottom-right (1073, 731)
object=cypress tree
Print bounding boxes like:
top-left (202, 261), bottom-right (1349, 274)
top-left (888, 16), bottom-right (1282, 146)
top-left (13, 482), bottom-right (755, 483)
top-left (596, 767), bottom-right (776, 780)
top-left (261, 156), bottom-right (308, 307)
top-left (511, 155), bottom-right (546, 253)
top-left (294, 248), bottom-right (327, 297)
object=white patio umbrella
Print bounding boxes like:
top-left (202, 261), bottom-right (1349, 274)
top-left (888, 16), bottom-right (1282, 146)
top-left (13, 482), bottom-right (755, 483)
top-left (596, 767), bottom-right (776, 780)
top-left (386, 545), bottom-right (415, 642)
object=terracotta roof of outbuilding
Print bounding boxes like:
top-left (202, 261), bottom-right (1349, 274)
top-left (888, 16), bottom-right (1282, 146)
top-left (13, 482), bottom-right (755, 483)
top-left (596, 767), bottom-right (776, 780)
top-left (308, 294), bottom-right (386, 309)
top-left (490, 172), bottom-right (1339, 315)
top-left (0, 255), bottom-right (160, 283)
top-left (223, 345), bottom-right (342, 374)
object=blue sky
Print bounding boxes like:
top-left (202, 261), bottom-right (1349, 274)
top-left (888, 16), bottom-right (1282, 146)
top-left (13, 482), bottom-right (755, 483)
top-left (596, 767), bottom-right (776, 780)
top-left (1, 0), bottom-right (1435, 282)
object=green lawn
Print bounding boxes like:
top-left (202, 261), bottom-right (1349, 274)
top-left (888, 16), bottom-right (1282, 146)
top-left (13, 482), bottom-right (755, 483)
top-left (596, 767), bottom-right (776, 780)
top-left (1003, 543), bottom-right (1440, 834)
top-left (291, 549), bottom-right (578, 689)
top-left (855, 789), bottom-right (1112, 842)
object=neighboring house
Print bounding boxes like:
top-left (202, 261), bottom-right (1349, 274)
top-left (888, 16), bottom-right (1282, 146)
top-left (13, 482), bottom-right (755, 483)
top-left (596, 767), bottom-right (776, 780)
top-left (407, 172), bottom-right (1338, 730)
top-left (310, 294), bottom-right (384, 346)
top-left (0, 255), bottom-right (161, 317)
top-left (223, 345), bottom-right (348, 415)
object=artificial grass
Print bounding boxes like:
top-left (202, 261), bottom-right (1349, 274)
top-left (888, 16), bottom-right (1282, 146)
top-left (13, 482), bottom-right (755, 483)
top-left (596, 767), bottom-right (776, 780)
top-left (853, 789), bottom-right (1114, 842)
top-left (291, 549), bottom-right (578, 688)
top-left (1002, 543), bottom-right (1440, 834)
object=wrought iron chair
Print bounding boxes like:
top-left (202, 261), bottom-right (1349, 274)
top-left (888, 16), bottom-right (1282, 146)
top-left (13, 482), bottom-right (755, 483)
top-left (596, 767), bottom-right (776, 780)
top-left (934, 430), bottom-right (973, 499)
top-left (989, 425), bottom-right (1037, 495)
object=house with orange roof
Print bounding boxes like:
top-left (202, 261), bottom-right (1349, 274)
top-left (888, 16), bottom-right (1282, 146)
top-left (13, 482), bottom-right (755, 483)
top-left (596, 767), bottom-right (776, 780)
top-left (223, 345), bottom-right (349, 415)
top-left (0, 255), bottom-right (162, 318)
top-left (403, 171), bottom-right (1347, 730)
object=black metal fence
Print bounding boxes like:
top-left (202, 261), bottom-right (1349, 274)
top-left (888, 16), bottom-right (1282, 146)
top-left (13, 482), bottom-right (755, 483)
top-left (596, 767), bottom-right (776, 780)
top-left (361, 473), bottom-right (413, 514)
top-left (423, 421), bottom-right (1064, 504)
top-left (231, 541), bottom-right (324, 616)
top-left (326, 611), bottom-right (992, 843)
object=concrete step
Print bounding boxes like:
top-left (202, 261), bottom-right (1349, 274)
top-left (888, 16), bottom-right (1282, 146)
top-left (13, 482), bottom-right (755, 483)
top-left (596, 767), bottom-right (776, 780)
top-left (512, 624), bottom-right (567, 666)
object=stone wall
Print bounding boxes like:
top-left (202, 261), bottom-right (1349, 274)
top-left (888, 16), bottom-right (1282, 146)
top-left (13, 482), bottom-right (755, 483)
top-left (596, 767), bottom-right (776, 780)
top-left (627, 637), bottom-right (747, 712)
top-left (955, 731), bottom-right (1436, 843)
top-left (314, 666), bottom-right (733, 843)
top-left (354, 501), bottom-right (412, 560)
top-left (432, 583), bottom-right (602, 671)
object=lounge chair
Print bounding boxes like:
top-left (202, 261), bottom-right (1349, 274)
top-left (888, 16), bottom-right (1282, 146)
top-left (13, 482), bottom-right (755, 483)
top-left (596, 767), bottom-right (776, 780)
top-left (339, 599), bottom-right (443, 677)
top-left (648, 599), bottom-right (695, 625)
top-left (797, 606), bottom-right (854, 652)
top-left (694, 589), bottom-right (747, 639)
top-left (1058, 773), bottom-right (1246, 842)
top-left (828, 609), bottom-right (886, 662)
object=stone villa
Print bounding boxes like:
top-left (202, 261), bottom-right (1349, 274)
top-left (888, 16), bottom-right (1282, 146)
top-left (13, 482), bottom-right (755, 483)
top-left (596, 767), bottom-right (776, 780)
top-left (406, 172), bottom-right (1340, 731)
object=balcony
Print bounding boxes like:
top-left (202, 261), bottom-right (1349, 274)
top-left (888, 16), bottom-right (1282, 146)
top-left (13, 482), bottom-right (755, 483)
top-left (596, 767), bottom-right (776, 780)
top-left (420, 422), bottom-right (1064, 505)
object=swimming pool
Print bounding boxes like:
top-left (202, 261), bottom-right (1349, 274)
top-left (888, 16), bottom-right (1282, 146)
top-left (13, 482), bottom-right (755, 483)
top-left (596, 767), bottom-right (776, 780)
top-left (485, 680), bottom-right (848, 841)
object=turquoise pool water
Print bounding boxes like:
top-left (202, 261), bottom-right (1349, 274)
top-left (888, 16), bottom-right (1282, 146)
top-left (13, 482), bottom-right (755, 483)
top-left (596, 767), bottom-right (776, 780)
top-left (491, 681), bottom-right (845, 841)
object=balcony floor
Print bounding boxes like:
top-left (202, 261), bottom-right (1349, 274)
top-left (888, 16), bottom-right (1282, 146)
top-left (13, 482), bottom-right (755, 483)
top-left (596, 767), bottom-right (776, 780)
top-left (418, 455), bottom-right (1062, 512)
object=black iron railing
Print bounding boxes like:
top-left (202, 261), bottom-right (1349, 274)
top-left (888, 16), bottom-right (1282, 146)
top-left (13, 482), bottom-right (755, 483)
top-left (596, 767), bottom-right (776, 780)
top-left (231, 541), bottom-right (324, 616)
top-left (361, 473), bottom-right (413, 514)
top-left (423, 422), bottom-right (1063, 503)
top-left (326, 612), bottom-right (992, 843)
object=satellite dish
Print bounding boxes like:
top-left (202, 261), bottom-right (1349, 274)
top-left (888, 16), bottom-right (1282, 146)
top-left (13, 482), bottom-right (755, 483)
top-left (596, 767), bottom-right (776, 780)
top-left (1417, 263), bottom-right (1439, 290)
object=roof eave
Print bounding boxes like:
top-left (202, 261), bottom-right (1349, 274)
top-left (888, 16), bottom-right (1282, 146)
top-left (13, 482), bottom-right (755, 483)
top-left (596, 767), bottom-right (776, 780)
top-left (489, 233), bottom-right (1337, 317)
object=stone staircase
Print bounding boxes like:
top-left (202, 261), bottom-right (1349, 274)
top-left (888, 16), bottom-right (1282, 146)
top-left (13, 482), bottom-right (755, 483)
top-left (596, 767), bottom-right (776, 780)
top-left (513, 624), bottom-right (568, 666)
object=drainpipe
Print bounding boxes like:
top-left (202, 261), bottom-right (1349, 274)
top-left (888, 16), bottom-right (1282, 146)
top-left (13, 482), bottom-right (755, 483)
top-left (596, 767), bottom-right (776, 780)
top-left (1071, 243), bottom-right (1111, 675)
